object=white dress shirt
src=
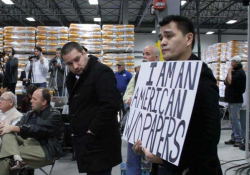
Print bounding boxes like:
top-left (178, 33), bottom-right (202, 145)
top-left (25, 57), bottom-right (49, 84)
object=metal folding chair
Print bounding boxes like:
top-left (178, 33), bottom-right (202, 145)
top-left (18, 160), bottom-right (57, 175)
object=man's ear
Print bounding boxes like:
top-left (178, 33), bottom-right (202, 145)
top-left (155, 55), bottom-right (159, 61)
top-left (42, 99), bottom-right (47, 106)
top-left (186, 33), bottom-right (194, 47)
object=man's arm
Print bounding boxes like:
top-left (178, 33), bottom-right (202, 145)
top-left (39, 57), bottom-right (49, 76)
top-left (0, 121), bottom-right (20, 135)
top-left (88, 68), bottom-right (121, 136)
top-left (227, 67), bottom-right (233, 85)
top-left (18, 111), bottom-right (63, 139)
top-left (123, 74), bottom-right (135, 106)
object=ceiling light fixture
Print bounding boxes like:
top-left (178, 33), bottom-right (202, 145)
top-left (226, 20), bottom-right (237, 24)
top-left (94, 18), bottom-right (101, 22)
top-left (152, 30), bottom-right (156, 33)
top-left (181, 1), bottom-right (187, 6)
top-left (26, 17), bottom-right (35, 21)
top-left (1, 0), bottom-right (14, 4)
top-left (89, 0), bottom-right (98, 5)
top-left (206, 31), bottom-right (214, 35)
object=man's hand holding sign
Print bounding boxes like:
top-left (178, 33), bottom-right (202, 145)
top-left (122, 61), bottom-right (202, 166)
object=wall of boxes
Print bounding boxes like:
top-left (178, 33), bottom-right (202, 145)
top-left (201, 40), bottom-right (248, 98)
top-left (1, 24), bottom-right (135, 94)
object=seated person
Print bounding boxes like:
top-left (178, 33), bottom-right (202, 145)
top-left (20, 85), bottom-right (37, 113)
top-left (0, 91), bottom-right (23, 146)
top-left (0, 88), bottom-right (64, 175)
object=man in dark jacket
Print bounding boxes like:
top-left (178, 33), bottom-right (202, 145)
top-left (49, 48), bottom-right (65, 96)
top-left (133, 15), bottom-right (222, 175)
top-left (224, 56), bottom-right (246, 147)
top-left (61, 42), bottom-right (122, 175)
top-left (4, 47), bottom-right (18, 94)
top-left (0, 88), bottom-right (63, 175)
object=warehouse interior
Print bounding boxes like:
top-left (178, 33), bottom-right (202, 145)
top-left (0, 0), bottom-right (249, 175)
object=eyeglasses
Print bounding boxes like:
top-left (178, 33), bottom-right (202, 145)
top-left (117, 65), bottom-right (122, 67)
top-left (0, 97), bottom-right (10, 102)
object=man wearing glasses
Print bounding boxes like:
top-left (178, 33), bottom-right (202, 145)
top-left (0, 91), bottom-right (23, 147)
top-left (115, 61), bottom-right (132, 97)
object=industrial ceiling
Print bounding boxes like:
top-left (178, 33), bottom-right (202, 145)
top-left (0, 0), bottom-right (248, 34)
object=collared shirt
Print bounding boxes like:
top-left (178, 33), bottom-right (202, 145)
top-left (25, 57), bottom-right (49, 83)
top-left (0, 107), bottom-right (21, 143)
top-left (115, 69), bottom-right (132, 96)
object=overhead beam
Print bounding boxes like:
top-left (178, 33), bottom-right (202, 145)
top-left (199, 1), bottom-right (237, 25)
top-left (181, 0), bottom-right (193, 11)
top-left (122, 0), bottom-right (128, 24)
top-left (13, 0), bottom-right (45, 26)
top-left (221, 19), bottom-right (247, 33)
top-left (96, 0), bottom-right (102, 26)
top-left (188, 0), bottom-right (216, 18)
top-left (135, 0), bottom-right (153, 27)
top-left (212, 10), bottom-right (247, 29)
top-left (27, 0), bottom-right (52, 23)
top-left (43, 0), bottom-right (69, 26)
top-left (118, 0), bottom-right (123, 24)
top-left (68, 0), bottom-right (85, 23)
top-left (0, 7), bottom-right (27, 26)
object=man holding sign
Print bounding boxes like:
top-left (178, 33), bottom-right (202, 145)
top-left (130, 15), bottom-right (222, 175)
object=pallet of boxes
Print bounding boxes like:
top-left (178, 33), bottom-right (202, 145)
top-left (102, 25), bottom-right (135, 73)
top-left (69, 24), bottom-right (102, 59)
top-left (3, 26), bottom-right (36, 94)
top-left (36, 26), bottom-right (69, 91)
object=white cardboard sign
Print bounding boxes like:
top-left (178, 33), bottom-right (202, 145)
top-left (122, 61), bottom-right (203, 166)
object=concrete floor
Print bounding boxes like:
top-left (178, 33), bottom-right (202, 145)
top-left (35, 121), bottom-right (249, 175)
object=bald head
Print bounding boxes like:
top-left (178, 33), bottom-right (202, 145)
top-left (143, 45), bottom-right (160, 62)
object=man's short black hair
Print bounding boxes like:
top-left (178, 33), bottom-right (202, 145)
top-left (61, 42), bottom-right (83, 59)
top-left (40, 88), bottom-right (51, 105)
top-left (159, 15), bottom-right (195, 49)
top-left (56, 48), bottom-right (62, 52)
top-left (9, 47), bottom-right (15, 55)
top-left (82, 46), bottom-right (88, 53)
top-left (35, 46), bottom-right (42, 52)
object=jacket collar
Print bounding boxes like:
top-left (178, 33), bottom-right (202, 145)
top-left (35, 105), bottom-right (51, 116)
top-left (82, 55), bottom-right (98, 74)
top-left (118, 69), bottom-right (126, 75)
top-left (188, 53), bottom-right (200, 61)
top-left (233, 64), bottom-right (243, 70)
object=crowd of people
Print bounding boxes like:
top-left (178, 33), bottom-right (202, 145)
top-left (0, 14), bottom-right (247, 175)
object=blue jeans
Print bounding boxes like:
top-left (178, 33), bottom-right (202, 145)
top-left (33, 82), bottom-right (47, 88)
top-left (126, 142), bottom-right (142, 175)
top-left (87, 168), bottom-right (112, 175)
top-left (228, 103), bottom-right (243, 142)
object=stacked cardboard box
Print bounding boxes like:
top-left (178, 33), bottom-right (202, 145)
top-left (69, 24), bottom-right (101, 57)
top-left (102, 25), bottom-right (135, 73)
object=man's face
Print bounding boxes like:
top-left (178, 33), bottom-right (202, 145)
top-left (34, 49), bottom-right (41, 58)
top-left (30, 90), bottom-right (44, 112)
top-left (117, 64), bottom-right (125, 73)
top-left (5, 48), bottom-right (12, 57)
top-left (56, 51), bottom-right (61, 58)
top-left (0, 94), bottom-right (13, 112)
top-left (160, 22), bottom-right (192, 61)
top-left (231, 61), bottom-right (237, 68)
top-left (63, 49), bottom-right (88, 75)
top-left (143, 47), bottom-right (156, 61)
